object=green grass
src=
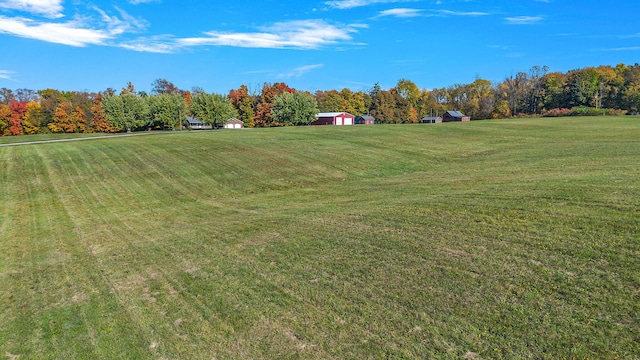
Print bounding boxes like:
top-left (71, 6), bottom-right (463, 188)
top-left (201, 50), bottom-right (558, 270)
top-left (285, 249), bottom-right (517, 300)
top-left (1, 117), bottom-right (638, 359)
top-left (0, 132), bottom-right (127, 145)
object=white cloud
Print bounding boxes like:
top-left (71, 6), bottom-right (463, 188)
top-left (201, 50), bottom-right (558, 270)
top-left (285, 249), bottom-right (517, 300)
top-left (94, 7), bottom-right (147, 36)
top-left (0, 15), bottom-right (110, 46)
top-left (0, 0), bottom-right (63, 18)
top-left (0, 6), bottom-right (148, 47)
top-left (377, 8), bottom-right (422, 18)
top-left (594, 46), bottom-right (640, 52)
top-left (505, 16), bottom-right (543, 25)
top-left (326, 0), bottom-right (411, 9)
top-left (179, 20), bottom-right (357, 49)
top-left (129, 0), bottom-right (160, 4)
top-left (278, 64), bottom-right (324, 79)
top-left (119, 36), bottom-right (176, 53)
top-left (437, 10), bottom-right (489, 16)
top-left (0, 69), bottom-right (15, 80)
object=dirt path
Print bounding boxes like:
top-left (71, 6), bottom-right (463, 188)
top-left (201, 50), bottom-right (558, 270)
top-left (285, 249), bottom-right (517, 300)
top-left (0, 132), bottom-right (158, 147)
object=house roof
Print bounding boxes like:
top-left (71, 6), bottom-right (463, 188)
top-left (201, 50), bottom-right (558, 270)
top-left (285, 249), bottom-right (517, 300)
top-left (421, 116), bottom-right (441, 121)
top-left (186, 116), bottom-right (203, 124)
top-left (357, 115), bottom-right (375, 120)
top-left (226, 117), bottom-right (243, 123)
top-left (445, 110), bottom-right (467, 117)
top-left (316, 112), bottom-right (354, 118)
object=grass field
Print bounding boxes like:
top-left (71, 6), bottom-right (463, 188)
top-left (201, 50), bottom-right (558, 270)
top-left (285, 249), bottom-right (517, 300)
top-left (1, 117), bottom-right (638, 359)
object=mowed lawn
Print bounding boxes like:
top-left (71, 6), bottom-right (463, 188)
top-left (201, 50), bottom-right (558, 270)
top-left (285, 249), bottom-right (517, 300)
top-left (0, 117), bottom-right (638, 359)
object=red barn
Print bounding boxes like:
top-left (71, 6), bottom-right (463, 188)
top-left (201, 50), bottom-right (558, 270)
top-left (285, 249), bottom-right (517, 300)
top-left (443, 110), bottom-right (471, 122)
top-left (311, 112), bottom-right (355, 126)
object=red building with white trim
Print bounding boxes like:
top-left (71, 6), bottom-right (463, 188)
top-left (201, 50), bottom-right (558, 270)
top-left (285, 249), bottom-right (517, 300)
top-left (311, 112), bottom-right (355, 126)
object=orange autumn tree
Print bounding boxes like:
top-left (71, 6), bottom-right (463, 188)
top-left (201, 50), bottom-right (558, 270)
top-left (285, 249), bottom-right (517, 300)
top-left (49, 102), bottom-right (87, 133)
top-left (8, 100), bottom-right (27, 135)
top-left (228, 84), bottom-right (254, 127)
top-left (90, 93), bottom-right (115, 133)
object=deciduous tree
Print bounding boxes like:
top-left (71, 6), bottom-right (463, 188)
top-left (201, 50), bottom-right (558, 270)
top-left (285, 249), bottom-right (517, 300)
top-left (147, 93), bottom-right (187, 129)
top-left (22, 101), bottom-right (45, 134)
top-left (90, 93), bottom-right (114, 133)
top-left (271, 91), bottom-right (318, 126)
top-left (8, 100), bottom-right (27, 135)
top-left (189, 92), bottom-right (237, 128)
top-left (229, 85), bottom-right (255, 127)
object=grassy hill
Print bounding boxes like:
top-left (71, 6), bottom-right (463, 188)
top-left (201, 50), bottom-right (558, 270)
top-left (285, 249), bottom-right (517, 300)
top-left (1, 117), bottom-right (638, 359)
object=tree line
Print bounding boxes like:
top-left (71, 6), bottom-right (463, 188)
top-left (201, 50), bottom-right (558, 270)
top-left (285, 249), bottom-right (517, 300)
top-left (1, 63), bottom-right (639, 136)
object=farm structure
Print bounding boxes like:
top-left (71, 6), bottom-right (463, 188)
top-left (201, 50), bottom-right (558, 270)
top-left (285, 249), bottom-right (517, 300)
top-left (443, 111), bottom-right (471, 122)
top-left (224, 118), bottom-right (244, 129)
top-left (311, 112), bottom-right (355, 126)
top-left (186, 117), bottom-right (213, 130)
top-left (421, 116), bottom-right (442, 124)
top-left (355, 115), bottom-right (376, 125)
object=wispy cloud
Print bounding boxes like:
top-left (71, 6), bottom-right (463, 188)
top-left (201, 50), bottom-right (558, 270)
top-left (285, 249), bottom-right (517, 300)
top-left (0, 7), bottom-right (147, 47)
top-left (0, 0), bottom-right (64, 18)
top-left (119, 36), bottom-right (175, 53)
top-left (505, 16), bottom-right (543, 25)
top-left (178, 20), bottom-right (358, 50)
top-left (0, 69), bottom-right (15, 80)
top-left (437, 10), bottom-right (489, 17)
top-left (326, 0), bottom-right (412, 10)
top-left (593, 46), bottom-right (640, 52)
top-left (0, 15), bottom-right (110, 46)
top-left (129, 0), bottom-right (160, 4)
top-left (278, 64), bottom-right (324, 79)
top-left (376, 8), bottom-right (422, 18)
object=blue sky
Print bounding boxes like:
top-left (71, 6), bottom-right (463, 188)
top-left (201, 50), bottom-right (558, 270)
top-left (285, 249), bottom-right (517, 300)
top-left (1, 0), bottom-right (639, 94)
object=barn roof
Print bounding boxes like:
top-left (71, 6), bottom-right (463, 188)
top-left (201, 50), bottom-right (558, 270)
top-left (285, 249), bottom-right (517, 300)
top-left (445, 110), bottom-right (467, 117)
top-left (226, 117), bottom-right (243, 123)
top-left (316, 112), bottom-right (354, 118)
top-left (357, 115), bottom-right (375, 120)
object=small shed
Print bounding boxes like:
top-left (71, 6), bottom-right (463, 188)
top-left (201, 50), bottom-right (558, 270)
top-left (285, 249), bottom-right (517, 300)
top-left (355, 115), bottom-right (376, 125)
top-left (224, 118), bottom-right (244, 129)
top-left (311, 112), bottom-right (355, 126)
top-left (186, 116), bottom-right (212, 130)
top-left (421, 116), bottom-right (442, 124)
top-left (443, 111), bottom-right (471, 122)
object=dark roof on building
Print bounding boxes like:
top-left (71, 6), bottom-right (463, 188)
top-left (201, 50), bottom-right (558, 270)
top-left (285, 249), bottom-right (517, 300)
top-left (445, 110), bottom-right (467, 117)
top-left (357, 115), bottom-right (375, 121)
top-left (186, 116), bottom-right (203, 125)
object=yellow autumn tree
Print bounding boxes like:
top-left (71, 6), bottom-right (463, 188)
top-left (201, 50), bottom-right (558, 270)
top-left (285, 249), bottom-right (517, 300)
top-left (22, 101), bottom-right (44, 134)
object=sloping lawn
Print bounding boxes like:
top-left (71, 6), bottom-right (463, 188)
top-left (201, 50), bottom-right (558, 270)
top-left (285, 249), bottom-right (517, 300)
top-left (1, 117), bottom-right (638, 358)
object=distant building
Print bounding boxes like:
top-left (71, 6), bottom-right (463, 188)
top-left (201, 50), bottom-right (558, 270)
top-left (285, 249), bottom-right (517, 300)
top-left (186, 116), bottom-right (212, 130)
top-left (443, 111), bottom-right (471, 122)
top-left (311, 112), bottom-right (355, 126)
top-left (420, 116), bottom-right (442, 124)
top-left (355, 115), bottom-right (376, 125)
top-left (224, 118), bottom-right (244, 129)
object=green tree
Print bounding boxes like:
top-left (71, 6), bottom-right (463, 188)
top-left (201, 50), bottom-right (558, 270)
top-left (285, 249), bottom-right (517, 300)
top-left (102, 93), bottom-right (149, 132)
top-left (189, 92), bottom-right (238, 128)
top-left (566, 68), bottom-right (599, 107)
top-left (271, 91), bottom-right (319, 126)
top-left (147, 93), bottom-right (187, 130)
